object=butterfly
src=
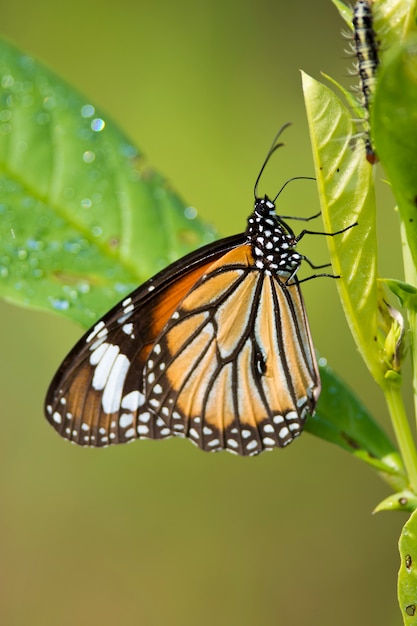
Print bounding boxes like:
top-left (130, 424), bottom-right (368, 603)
top-left (45, 127), bottom-right (347, 456)
top-left (352, 0), bottom-right (379, 163)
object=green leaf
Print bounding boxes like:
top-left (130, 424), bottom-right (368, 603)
top-left (330, 0), bottom-right (352, 29)
top-left (0, 39), bottom-right (216, 328)
top-left (302, 71), bottom-right (391, 385)
top-left (385, 279), bottom-right (417, 312)
top-left (374, 490), bottom-right (417, 513)
top-left (373, 36), bottom-right (417, 275)
top-left (398, 509), bottom-right (417, 625)
top-left (375, 0), bottom-right (417, 51)
top-left (306, 360), bottom-right (406, 490)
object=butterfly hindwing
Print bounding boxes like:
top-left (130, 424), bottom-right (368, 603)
top-left (144, 245), bottom-right (320, 456)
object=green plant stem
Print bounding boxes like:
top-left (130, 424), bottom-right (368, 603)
top-left (383, 379), bottom-right (417, 493)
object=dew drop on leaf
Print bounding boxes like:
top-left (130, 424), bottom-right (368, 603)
top-left (48, 297), bottom-right (70, 311)
top-left (91, 118), bottom-right (105, 132)
top-left (81, 104), bottom-right (95, 118)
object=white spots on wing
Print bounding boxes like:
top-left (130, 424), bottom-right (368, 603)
top-left (189, 428), bottom-right (199, 439)
top-left (52, 411), bottom-right (62, 424)
top-left (273, 414), bottom-right (284, 424)
top-left (208, 438), bottom-right (220, 448)
top-left (160, 428), bottom-right (171, 436)
top-left (121, 390), bottom-right (145, 411)
top-left (246, 440), bottom-right (258, 451)
top-left (286, 411), bottom-right (298, 421)
top-left (241, 429), bottom-right (251, 439)
top-left (153, 384), bottom-right (163, 395)
top-left (125, 428), bottom-right (136, 439)
top-left (90, 341), bottom-right (109, 366)
top-left (203, 426), bottom-right (213, 435)
top-left (81, 423), bottom-right (90, 431)
top-left (86, 320), bottom-right (105, 343)
top-left (46, 405), bottom-right (52, 415)
top-left (153, 344), bottom-right (161, 355)
top-left (227, 439), bottom-right (238, 449)
top-left (263, 424), bottom-right (274, 434)
top-left (262, 437), bottom-right (275, 446)
top-left (89, 342), bottom-right (130, 414)
top-left (279, 426), bottom-right (290, 439)
top-left (101, 353), bottom-right (130, 414)
top-left (139, 412), bottom-right (151, 423)
top-left (122, 323), bottom-right (134, 337)
top-left (137, 424), bottom-right (149, 435)
top-left (119, 413), bottom-right (134, 428)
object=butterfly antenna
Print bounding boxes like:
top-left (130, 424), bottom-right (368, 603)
top-left (273, 176), bottom-right (316, 202)
top-left (253, 122), bottom-right (292, 200)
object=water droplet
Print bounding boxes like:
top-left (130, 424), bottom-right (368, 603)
top-left (77, 281), bottom-right (90, 294)
top-left (184, 206), bottom-right (197, 220)
top-left (120, 143), bottom-right (139, 158)
top-left (80, 198), bottom-right (92, 209)
top-left (83, 150), bottom-right (95, 163)
top-left (0, 110), bottom-right (11, 122)
top-left (43, 96), bottom-right (56, 111)
top-left (48, 297), bottom-right (70, 311)
top-left (91, 226), bottom-right (103, 237)
top-left (318, 357), bottom-right (327, 367)
top-left (26, 238), bottom-right (44, 251)
top-left (17, 140), bottom-right (28, 154)
top-left (36, 112), bottom-right (50, 125)
top-left (62, 285), bottom-right (78, 300)
top-left (91, 118), bottom-right (105, 132)
top-left (1, 75), bottom-right (14, 89)
top-left (81, 104), bottom-right (95, 118)
top-left (114, 282), bottom-right (131, 294)
top-left (17, 248), bottom-right (28, 261)
top-left (63, 239), bottom-right (82, 254)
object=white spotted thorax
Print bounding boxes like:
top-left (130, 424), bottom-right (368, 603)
top-left (246, 197), bottom-right (301, 278)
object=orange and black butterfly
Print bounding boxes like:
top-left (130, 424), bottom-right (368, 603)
top-left (45, 129), bottom-right (345, 456)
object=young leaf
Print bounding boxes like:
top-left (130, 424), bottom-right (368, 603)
top-left (0, 39), bottom-right (216, 328)
top-left (302, 71), bottom-right (391, 386)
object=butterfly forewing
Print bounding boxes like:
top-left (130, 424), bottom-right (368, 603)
top-left (45, 235), bottom-right (245, 447)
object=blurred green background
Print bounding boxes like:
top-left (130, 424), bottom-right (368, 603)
top-left (0, 0), bottom-right (406, 625)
